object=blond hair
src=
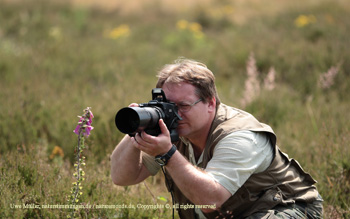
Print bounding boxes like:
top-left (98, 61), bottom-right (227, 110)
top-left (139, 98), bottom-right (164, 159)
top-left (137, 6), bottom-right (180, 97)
top-left (156, 58), bottom-right (220, 105)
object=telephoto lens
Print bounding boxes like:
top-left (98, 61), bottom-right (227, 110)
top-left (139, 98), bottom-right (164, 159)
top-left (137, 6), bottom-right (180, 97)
top-left (115, 106), bottom-right (164, 136)
top-left (115, 88), bottom-right (182, 141)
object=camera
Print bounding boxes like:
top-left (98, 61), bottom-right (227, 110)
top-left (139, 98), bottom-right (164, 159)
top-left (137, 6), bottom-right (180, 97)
top-left (115, 88), bottom-right (182, 142)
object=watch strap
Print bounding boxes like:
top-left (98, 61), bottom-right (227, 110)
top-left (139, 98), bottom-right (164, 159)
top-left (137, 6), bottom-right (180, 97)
top-left (155, 144), bottom-right (177, 166)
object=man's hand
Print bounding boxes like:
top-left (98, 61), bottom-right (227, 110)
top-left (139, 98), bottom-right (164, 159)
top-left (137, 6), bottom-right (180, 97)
top-left (128, 103), bottom-right (139, 107)
top-left (132, 119), bottom-right (172, 156)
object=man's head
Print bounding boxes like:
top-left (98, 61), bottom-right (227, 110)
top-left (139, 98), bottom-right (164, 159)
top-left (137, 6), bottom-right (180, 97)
top-left (156, 59), bottom-right (220, 140)
top-left (156, 58), bottom-right (220, 106)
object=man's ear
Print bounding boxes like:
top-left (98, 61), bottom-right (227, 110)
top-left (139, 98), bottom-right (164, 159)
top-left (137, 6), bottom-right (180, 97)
top-left (207, 96), bottom-right (216, 113)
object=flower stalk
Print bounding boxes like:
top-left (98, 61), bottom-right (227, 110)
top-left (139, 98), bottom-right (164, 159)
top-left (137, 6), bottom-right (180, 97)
top-left (68, 107), bottom-right (93, 218)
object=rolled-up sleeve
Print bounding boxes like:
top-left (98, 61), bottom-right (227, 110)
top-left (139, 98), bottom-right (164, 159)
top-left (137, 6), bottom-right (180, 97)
top-left (142, 152), bottom-right (160, 176)
top-left (205, 130), bottom-right (273, 195)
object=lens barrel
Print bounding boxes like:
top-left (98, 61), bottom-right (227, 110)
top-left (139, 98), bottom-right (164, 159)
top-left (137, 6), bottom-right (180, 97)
top-left (115, 107), bottom-right (163, 135)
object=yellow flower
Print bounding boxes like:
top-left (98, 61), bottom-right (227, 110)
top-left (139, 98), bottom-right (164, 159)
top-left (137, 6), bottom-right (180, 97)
top-left (176, 20), bottom-right (189, 30)
top-left (189, 22), bottom-right (202, 33)
top-left (294, 15), bottom-right (308, 27)
top-left (294, 14), bottom-right (317, 28)
top-left (49, 146), bottom-right (64, 159)
top-left (105, 24), bottom-right (130, 40)
top-left (176, 20), bottom-right (205, 39)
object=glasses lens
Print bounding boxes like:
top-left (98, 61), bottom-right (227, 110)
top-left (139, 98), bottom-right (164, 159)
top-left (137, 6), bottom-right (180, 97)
top-left (177, 99), bottom-right (201, 112)
top-left (178, 104), bottom-right (190, 112)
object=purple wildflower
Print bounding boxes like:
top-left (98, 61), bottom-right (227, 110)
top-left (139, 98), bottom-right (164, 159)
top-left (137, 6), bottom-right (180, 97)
top-left (73, 107), bottom-right (94, 137)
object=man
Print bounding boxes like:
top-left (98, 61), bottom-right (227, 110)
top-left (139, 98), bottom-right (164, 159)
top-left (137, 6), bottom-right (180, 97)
top-left (110, 59), bottom-right (323, 218)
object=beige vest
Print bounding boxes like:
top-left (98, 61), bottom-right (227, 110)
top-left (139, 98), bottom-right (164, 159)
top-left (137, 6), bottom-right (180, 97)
top-left (165, 104), bottom-right (318, 219)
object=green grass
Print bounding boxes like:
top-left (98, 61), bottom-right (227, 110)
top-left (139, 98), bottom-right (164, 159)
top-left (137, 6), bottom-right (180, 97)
top-left (0, 0), bottom-right (349, 218)
top-left (0, 144), bottom-right (173, 218)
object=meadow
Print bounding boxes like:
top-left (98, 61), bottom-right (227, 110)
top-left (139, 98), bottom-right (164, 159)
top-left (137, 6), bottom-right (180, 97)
top-left (0, 0), bottom-right (349, 218)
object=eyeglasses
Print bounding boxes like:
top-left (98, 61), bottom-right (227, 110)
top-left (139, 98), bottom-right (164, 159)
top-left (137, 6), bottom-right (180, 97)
top-left (176, 99), bottom-right (202, 113)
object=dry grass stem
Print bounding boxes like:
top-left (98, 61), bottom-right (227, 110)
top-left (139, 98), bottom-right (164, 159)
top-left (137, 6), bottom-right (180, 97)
top-left (241, 52), bottom-right (261, 107)
top-left (318, 65), bottom-right (340, 89)
top-left (264, 67), bottom-right (276, 91)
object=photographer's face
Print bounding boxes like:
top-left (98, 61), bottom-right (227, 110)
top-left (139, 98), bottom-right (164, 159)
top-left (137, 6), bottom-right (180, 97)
top-left (162, 82), bottom-right (215, 140)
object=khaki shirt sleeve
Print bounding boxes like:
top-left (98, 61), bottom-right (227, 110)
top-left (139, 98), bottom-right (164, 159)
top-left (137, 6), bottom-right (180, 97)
top-left (142, 152), bottom-right (161, 176)
top-left (205, 130), bottom-right (273, 195)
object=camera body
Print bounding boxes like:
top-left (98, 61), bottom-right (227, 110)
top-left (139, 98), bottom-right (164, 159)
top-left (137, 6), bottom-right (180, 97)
top-left (115, 88), bottom-right (182, 142)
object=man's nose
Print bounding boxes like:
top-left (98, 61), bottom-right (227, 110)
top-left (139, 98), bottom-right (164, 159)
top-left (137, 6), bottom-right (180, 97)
top-left (177, 110), bottom-right (184, 120)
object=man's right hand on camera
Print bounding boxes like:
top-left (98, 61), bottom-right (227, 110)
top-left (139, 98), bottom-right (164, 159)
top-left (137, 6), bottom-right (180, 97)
top-left (131, 119), bottom-right (173, 157)
top-left (128, 103), bottom-right (139, 107)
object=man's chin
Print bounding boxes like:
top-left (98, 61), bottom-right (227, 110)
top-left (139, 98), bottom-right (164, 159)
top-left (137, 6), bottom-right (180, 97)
top-left (177, 129), bottom-right (190, 138)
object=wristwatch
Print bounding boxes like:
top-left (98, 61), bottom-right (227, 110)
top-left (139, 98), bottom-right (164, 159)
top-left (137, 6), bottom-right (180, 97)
top-left (155, 144), bottom-right (177, 166)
